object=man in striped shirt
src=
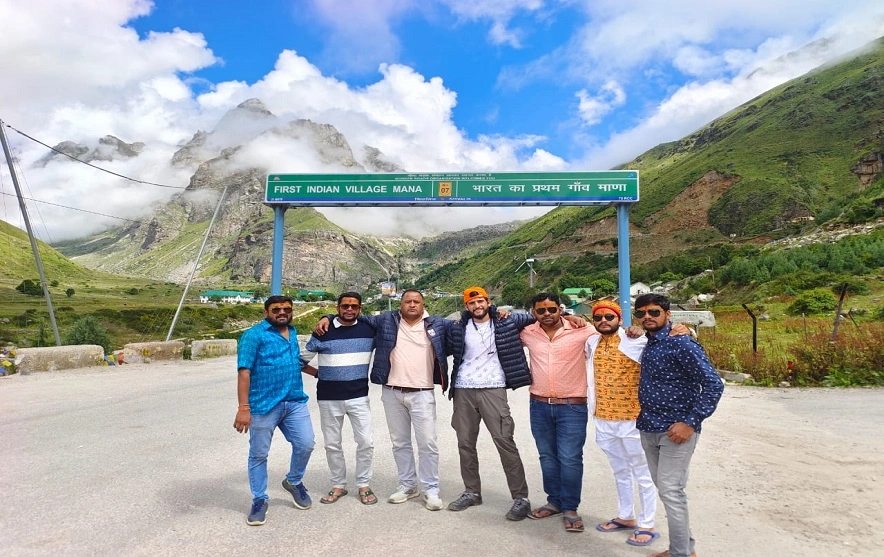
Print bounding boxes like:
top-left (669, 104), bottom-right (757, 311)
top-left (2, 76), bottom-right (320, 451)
top-left (304, 292), bottom-right (378, 506)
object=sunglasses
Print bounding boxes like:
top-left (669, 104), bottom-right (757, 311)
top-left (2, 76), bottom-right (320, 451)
top-left (534, 307), bottom-right (559, 315)
top-left (634, 309), bottom-right (663, 318)
top-left (269, 307), bottom-right (293, 314)
top-left (592, 314), bottom-right (617, 322)
top-left (338, 303), bottom-right (361, 310)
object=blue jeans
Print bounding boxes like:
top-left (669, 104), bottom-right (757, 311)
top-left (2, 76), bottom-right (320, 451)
top-left (248, 400), bottom-right (315, 502)
top-left (529, 399), bottom-right (588, 512)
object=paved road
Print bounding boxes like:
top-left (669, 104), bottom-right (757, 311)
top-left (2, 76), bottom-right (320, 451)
top-left (1, 356), bottom-right (882, 556)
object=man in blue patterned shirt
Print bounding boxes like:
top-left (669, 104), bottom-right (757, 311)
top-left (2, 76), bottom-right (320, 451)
top-left (634, 293), bottom-right (723, 557)
top-left (303, 292), bottom-right (378, 506)
top-left (235, 295), bottom-right (315, 526)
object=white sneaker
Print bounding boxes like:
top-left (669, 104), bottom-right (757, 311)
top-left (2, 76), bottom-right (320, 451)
top-left (388, 486), bottom-right (420, 504)
top-left (423, 493), bottom-right (444, 511)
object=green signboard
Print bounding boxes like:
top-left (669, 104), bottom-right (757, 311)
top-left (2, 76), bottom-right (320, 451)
top-left (265, 171), bottom-right (638, 206)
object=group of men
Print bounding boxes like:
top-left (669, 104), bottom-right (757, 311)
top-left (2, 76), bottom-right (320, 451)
top-left (234, 287), bottom-right (723, 557)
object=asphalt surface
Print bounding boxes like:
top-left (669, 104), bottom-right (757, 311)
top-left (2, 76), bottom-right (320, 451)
top-left (1, 356), bottom-right (882, 557)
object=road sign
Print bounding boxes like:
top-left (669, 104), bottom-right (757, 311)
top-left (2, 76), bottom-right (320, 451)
top-left (265, 171), bottom-right (638, 206)
top-left (670, 310), bottom-right (716, 327)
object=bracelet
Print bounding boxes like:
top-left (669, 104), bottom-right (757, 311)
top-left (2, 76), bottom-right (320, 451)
top-left (238, 404), bottom-right (250, 410)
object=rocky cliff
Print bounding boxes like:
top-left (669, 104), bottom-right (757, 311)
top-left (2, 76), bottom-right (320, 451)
top-left (56, 99), bottom-right (419, 289)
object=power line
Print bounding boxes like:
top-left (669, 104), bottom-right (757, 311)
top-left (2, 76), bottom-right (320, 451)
top-left (0, 191), bottom-right (148, 225)
top-left (2, 122), bottom-right (187, 190)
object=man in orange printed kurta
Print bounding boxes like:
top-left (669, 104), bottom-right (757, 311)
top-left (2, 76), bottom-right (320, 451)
top-left (586, 300), bottom-right (659, 547)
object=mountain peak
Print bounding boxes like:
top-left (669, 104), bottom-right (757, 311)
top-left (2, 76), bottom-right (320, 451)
top-left (235, 98), bottom-right (272, 114)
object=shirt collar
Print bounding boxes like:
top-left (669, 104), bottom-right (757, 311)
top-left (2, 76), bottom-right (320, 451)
top-left (332, 316), bottom-right (359, 328)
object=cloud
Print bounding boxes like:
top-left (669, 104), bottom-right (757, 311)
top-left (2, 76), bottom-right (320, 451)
top-left (0, 1), bottom-right (561, 241)
top-left (576, 81), bottom-right (626, 126)
top-left (301, 0), bottom-right (415, 74)
top-left (438, 0), bottom-right (545, 47)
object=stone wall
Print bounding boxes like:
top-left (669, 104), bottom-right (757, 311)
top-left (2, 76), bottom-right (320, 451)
top-left (122, 341), bottom-right (185, 364)
top-left (191, 339), bottom-right (237, 359)
top-left (15, 345), bottom-right (105, 373)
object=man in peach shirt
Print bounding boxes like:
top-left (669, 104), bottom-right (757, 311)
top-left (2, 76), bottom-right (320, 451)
top-left (520, 292), bottom-right (597, 532)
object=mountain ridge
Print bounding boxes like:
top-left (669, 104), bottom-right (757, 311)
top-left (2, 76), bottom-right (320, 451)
top-left (40, 37), bottom-right (884, 294)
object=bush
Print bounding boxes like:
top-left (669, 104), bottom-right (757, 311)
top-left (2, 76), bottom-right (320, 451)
top-left (16, 279), bottom-right (43, 296)
top-left (789, 327), bottom-right (884, 386)
top-left (64, 316), bottom-right (112, 353)
top-left (789, 288), bottom-right (836, 315)
top-left (830, 277), bottom-right (870, 296)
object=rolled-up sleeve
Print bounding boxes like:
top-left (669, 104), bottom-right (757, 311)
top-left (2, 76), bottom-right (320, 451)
top-left (680, 339), bottom-right (724, 428)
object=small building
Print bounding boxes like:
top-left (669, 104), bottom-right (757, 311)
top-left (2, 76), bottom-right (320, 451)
top-left (296, 290), bottom-right (326, 299)
top-left (562, 287), bottom-right (593, 303)
top-left (199, 290), bottom-right (255, 304)
top-left (630, 282), bottom-right (651, 297)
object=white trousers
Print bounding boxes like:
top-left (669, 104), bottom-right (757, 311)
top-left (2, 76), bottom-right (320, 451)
top-left (318, 396), bottom-right (374, 488)
top-left (595, 417), bottom-right (657, 528)
top-left (381, 387), bottom-right (439, 496)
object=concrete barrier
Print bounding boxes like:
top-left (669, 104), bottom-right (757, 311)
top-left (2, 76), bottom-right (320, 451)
top-left (15, 345), bottom-right (106, 373)
top-left (122, 341), bottom-right (185, 364)
top-left (191, 339), bottom-right (237, 360)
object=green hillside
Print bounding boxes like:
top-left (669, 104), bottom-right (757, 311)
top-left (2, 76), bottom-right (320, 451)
top-left (415, 38), bottom-right (884, 296)
top-left (631, 39), bottom-right (884, 234)
top-left (0, 219), bottom-right (96, 283)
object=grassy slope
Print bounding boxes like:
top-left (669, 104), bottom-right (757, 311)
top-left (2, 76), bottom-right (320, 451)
top-left (633, 39), bottom-right (884, 233)
top-left (417, 38), bottom-right (884, 293)
top-left (0, 219), bottom-right (187, 341)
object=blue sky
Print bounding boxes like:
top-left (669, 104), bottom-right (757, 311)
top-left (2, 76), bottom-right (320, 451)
top-left (128, 1), bottom-right (594, 157)
top-left (2, 0), bottom-right (884, 239)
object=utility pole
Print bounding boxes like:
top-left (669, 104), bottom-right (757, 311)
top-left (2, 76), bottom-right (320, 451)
top-left (0, 119), bottom-right (61, 345)
top-left (167, 185), bottom-right (229, 341)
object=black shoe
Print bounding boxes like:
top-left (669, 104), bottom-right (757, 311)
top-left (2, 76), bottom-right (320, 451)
top-left (247, 499), bottom-right (268, 526)
top-left (447, 491), bottom-right (482, 511)
top-left (282, 479), bottom-right (312, 509)
top-left (506, 498), bottom-right (531, 521)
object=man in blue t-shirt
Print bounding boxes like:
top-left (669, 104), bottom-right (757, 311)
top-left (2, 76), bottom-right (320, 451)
top-left (304, 292), bottom-right (378, 506)
top-left (235, 295), bottom-right (315, 526)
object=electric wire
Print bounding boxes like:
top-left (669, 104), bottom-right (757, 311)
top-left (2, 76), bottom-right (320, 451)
top-left (8, 145), bottom-right (55, 244)
top-left (3, 122), bottom-right (187, 190)
top-left (0, 192), bottom-right (148, 224)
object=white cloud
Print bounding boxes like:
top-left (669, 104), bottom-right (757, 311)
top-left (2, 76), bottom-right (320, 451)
top-left (576, 81), bottom-right (626, 126)
top-left (439, 0), bottom-right (545, 47)
top-left (0, 0), bottom-right (561, 241)
top-left (301, 0), bottom-right (414, 74)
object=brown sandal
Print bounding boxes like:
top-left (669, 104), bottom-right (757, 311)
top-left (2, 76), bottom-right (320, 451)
top-left (359, 488), bottom-right (378, 505)
top-left (320, 489), bottom-right (348, 504)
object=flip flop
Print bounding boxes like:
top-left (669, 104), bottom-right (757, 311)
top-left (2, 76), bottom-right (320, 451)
top-left (527, 504), bottom-right (562, 520)
top-left (563, 514), bottom-right (585, 533)
top-left (595, 518), bottom-right (635, 532)
top-left (320, 489), bottom-right (348, 504)
top-left (358, 489), bottom-right (378, 505)
top-left (626, 530), bottom-right (661, 546)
